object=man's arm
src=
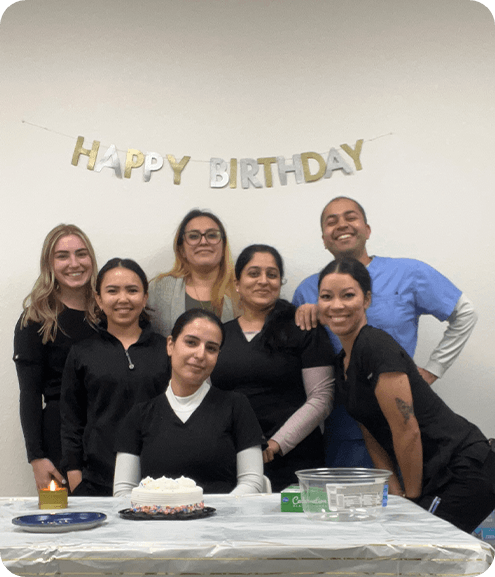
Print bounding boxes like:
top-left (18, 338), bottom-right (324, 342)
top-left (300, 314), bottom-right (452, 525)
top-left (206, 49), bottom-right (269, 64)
top-left (292, 274), bottom-right (320, 330)
top-left (418, 293), bottom-right (477, 383)
top-left (294, 304), bottom-right (318, 330)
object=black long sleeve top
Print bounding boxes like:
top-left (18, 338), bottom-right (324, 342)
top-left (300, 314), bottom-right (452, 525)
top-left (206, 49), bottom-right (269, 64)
top-left (13, 307), bottom-right (95, 463)
top-left (60, 321), bottom-right (170, 490)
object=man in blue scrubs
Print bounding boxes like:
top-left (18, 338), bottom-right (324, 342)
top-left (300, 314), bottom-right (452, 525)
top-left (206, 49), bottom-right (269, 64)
top-left (293, 196), bottom-right (477, 467)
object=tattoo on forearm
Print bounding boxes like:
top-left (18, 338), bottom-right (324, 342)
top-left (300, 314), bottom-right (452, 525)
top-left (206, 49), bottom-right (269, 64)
top-left (395, 398), bottom-right (414, 423)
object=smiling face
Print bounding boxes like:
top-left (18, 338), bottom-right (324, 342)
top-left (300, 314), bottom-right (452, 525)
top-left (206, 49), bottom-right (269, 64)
top-left (321, 198), bottom-right (371, 260)
top-left (52, 234), bottom-right (93, 293)
top-left (167, 317), bottom-right (223, 392)
top-left (180, 216), bottom-right (224, 272)
top-left (95, 267), bottom-right (148, 331)
top-left (236, 251), bottom-right (281, 313)
top-left (318, 272), bottom-right (370, 342)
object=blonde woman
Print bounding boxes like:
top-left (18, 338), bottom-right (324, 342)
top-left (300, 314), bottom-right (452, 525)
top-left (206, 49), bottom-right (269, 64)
top-left (148, 209), bottom-right (238, 337)
top-left (13, 224), bottom-right (98, 491)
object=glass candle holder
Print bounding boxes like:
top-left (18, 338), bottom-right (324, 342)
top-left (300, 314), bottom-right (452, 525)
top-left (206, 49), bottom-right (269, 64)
top-left (38, 480), bottom-right (68, 509)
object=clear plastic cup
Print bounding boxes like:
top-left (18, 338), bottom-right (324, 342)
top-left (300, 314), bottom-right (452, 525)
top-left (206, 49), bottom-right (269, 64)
top-left (296, 468), bottom-right (392, 522)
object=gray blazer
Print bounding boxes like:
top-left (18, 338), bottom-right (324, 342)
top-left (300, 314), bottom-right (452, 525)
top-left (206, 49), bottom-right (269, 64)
top-left (147, 275), bottom-right (235, 337)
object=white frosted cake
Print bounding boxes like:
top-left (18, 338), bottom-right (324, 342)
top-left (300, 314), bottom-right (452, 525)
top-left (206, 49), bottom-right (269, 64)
top-left (131, 476), bottom-right (204, 515)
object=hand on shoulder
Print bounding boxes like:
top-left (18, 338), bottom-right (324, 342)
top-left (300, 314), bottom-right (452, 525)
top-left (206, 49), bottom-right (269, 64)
top-left (294, 304), bottom-right (318, 331)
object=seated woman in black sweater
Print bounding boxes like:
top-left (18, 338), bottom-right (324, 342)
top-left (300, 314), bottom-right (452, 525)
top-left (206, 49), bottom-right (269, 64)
top-left (317, 256), bottom-right (495, 533)
top-left (114, 308), bottom-right (264, 495)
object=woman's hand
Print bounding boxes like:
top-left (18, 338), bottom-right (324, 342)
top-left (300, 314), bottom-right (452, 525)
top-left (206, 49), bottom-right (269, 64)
top-left (386, 476), bottom-right (406, 496)
top-left (263, 439), bottom-right (281, 463)
top-left (359, 424), bottom-right (402, 493)
top-left (294, 304), bottom-right (318, 330)
top-left (31, 458), bottom-right (65, 491)
top-left (67, 469), bottom-right (83, 493)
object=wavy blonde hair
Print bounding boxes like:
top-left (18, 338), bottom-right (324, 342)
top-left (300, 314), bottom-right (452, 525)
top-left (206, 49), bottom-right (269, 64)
top-left (21, 224), bottom-right (98, 343)
top-left (155, 209), bottom-right (239, 317)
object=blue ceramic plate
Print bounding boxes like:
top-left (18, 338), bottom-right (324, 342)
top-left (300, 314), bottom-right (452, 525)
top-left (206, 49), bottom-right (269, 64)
top-left (12, 512), bottom-right (107, 533)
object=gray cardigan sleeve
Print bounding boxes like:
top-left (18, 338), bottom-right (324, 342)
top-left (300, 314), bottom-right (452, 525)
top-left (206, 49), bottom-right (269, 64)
top-left (148, 275), bottom-right (235, 337)
top-left (147, 276), bottom-right (186, 337)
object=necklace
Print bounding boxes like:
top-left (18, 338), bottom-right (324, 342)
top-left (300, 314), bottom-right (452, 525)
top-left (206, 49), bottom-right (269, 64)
top-left (192, 283), bottom-right (206, 310)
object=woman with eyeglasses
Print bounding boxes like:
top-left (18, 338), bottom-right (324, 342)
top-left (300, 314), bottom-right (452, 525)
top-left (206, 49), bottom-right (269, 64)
top-left (148, 210), bottom-right (239, 337)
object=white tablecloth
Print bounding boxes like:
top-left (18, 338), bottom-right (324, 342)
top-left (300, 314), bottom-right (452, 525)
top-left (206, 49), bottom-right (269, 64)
top-left (0, 494), bottom-right (493, 576)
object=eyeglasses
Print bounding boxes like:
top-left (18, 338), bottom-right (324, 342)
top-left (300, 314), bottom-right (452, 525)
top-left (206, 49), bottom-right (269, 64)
top-left (183, 229), bottom-right (223, 246)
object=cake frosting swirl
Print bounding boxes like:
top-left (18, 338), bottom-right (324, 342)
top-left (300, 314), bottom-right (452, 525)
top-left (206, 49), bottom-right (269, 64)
top-left (131, 476), bottom-right (204, 515)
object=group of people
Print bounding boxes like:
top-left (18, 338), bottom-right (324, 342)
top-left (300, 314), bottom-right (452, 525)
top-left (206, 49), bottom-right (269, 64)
top-left (13, 197), bottom-right (495, 533)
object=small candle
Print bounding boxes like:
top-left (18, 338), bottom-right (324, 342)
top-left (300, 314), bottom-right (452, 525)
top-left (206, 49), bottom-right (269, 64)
top-left (38, 480), bottom-right (68, 509)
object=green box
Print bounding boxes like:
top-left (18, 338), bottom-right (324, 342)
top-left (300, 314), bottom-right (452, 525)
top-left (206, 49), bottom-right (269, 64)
top-left (281, 485), bottom-right (303, 512)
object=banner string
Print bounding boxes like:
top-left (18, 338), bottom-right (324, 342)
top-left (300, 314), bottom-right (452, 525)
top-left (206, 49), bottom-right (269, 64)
top-left (21, 119), bottom-right (394, 163)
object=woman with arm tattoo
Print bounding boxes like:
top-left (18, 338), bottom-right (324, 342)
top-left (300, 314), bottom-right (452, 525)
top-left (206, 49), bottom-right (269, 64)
top-left (317, 256), bottom-right (495, 534)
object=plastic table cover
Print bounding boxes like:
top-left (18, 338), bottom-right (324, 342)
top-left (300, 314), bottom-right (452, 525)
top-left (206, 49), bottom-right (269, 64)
top-left (0, 494), bottom-right (493, 577)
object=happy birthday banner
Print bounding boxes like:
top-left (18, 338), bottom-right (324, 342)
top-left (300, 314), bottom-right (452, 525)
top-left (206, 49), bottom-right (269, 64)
top-left (70, 136), bottom-right (365, 189)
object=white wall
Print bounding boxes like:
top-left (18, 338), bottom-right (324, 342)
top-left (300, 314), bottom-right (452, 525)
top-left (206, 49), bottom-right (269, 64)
top-left (0, 0), bottom-right (493, 497)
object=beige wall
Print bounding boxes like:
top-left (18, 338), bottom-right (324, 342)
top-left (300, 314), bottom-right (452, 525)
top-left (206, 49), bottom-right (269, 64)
top-left (0, 0), bottom-right (494, 497)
